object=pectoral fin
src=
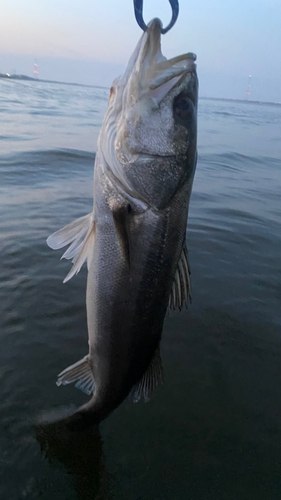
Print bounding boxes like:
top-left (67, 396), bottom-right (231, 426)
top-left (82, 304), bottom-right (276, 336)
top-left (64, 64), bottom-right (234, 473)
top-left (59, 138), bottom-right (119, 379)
top-left (110, 200), bottom-right (131, 268)
top-left (47, 212), bottom-right (95, 282)
top-left (169, 242), bottom-right (192, 310)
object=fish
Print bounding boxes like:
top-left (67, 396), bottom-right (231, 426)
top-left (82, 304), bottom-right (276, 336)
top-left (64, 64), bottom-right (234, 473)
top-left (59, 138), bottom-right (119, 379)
top-left (47, 18), bottom-right (198, 429)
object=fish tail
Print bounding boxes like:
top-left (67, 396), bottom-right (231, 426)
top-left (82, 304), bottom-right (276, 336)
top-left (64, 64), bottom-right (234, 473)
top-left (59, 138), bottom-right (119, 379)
top-left (37, 400), bottom-right (106, 432)
top-left (61, 406), bottom-right (102, 431)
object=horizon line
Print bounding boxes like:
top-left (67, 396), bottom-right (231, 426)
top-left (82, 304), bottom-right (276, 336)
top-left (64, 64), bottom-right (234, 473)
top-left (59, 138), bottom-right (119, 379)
top-left (0, 73), bottom-right (280, 107)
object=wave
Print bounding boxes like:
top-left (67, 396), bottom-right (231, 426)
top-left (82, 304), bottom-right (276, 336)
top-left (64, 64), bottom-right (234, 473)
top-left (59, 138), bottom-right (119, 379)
top-left (0, 148), bottom-right (95, 187)
top-left (0, 147), bottom-right (95, 163)
top-left (198, 151), bottom-right (281, 170)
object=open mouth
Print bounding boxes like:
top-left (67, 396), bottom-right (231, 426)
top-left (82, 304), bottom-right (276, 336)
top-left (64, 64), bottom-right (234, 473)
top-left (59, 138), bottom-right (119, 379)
top-left (134, 18), bottom-right (197, 102)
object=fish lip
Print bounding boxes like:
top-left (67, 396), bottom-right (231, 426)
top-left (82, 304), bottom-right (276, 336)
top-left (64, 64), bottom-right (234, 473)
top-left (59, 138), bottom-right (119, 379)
top-left (135, 18), bottom-right (163, 69)
top-left (136, 18), bottom-right (196, 74)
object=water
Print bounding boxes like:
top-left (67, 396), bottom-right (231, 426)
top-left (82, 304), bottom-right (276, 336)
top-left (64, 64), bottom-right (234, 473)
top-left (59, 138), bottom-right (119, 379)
top-left (1, 78), bottom-right (281, 500)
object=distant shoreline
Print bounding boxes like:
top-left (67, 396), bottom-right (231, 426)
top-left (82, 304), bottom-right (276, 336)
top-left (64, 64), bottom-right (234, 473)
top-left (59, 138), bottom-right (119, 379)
top-left (0, 73), bottom-right (108, 90)
top-left (200, 96), bottom-right (281, 108)
top-left (1, 73), bottom-right (280, 107)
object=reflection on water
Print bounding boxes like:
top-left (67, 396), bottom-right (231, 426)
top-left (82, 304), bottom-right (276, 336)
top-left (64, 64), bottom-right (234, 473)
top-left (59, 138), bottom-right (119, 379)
top-left (0, 79), bottom-right (281, 499)
top-left (36, 417), bottom-right (106, 500)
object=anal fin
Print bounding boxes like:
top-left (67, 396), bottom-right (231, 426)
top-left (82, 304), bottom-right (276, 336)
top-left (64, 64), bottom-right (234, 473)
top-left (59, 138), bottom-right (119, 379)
top-left (129, 348), bottom-right (163, 403)
top-left (169, 241), bottom-right (192, 311)
top-left (56, 355), bottom-right (95, 396)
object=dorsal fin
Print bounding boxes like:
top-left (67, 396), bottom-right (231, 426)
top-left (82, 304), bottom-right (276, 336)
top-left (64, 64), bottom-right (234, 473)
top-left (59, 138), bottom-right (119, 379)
top-left (169, 242), bottom-right (192, 310)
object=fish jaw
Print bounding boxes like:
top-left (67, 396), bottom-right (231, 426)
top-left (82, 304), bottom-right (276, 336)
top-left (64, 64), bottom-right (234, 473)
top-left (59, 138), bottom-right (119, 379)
top-left (98, 18), bottom-right (198, 207)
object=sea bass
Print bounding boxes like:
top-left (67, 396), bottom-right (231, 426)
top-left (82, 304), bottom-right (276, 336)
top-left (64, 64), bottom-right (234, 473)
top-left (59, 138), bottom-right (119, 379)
top-left (47, 18), bottom-right (198, 428)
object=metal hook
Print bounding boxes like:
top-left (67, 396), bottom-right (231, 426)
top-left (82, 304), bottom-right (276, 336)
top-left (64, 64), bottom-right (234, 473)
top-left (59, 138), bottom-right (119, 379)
top-left (133, 0), bottom-right (179, 34)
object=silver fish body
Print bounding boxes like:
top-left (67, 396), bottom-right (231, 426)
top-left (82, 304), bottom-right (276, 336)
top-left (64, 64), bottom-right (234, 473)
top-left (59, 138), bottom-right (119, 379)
top-left (47, 19), bottom-right (198, 428)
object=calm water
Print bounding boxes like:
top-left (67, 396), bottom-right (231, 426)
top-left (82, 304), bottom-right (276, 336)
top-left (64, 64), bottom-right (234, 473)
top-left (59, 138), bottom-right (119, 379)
top-left (1, 78), bottom-right (281, 500)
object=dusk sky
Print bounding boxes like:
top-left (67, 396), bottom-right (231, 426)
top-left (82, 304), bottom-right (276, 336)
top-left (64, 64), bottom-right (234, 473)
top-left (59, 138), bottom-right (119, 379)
top-left (1, 0), bottom-right (281, 101)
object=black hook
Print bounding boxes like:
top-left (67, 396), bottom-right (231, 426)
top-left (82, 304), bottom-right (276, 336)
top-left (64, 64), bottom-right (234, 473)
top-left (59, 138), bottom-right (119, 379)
top-left (133, 0), bottom-right (179, 35)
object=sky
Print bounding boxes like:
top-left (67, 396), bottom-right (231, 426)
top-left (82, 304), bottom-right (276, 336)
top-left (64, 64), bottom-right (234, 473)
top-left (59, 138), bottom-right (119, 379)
top-left (0, 0), bottom-right (281, 101)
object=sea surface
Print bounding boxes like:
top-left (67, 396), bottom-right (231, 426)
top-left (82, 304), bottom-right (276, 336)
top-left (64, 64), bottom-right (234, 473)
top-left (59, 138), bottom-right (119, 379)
top-left (0, 77), bottom-right (281, 500)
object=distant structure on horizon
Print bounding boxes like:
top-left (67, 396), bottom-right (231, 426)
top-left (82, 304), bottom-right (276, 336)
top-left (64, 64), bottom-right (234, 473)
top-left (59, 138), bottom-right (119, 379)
top-left (33, 60), bottom-right (38, 79)
top-left (245, 74), bottom-right (252, 100)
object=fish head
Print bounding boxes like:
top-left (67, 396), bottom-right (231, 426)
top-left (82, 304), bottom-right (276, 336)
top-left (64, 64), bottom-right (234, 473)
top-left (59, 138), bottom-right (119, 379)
top-left (100, 18), bottom-right (198, 208)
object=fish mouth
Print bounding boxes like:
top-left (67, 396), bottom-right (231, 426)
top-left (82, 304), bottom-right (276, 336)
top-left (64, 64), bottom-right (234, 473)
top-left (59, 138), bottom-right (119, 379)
top-left (129, 18), bottom-right (197, 102)
top-left (100, 19), bottom-right (197, 202)
top-left (116, 18), bottom-right (197, 107)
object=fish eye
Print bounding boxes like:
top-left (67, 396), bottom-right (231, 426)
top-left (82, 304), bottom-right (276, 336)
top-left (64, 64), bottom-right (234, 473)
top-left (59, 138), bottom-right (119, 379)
top-left (173, 96), bottom-right (194, 122)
